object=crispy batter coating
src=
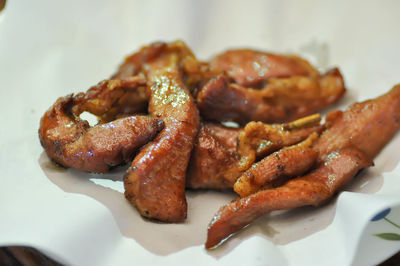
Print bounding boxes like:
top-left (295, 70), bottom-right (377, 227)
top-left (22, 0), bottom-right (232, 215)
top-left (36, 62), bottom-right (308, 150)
top-left (38, 78), bottom-right (164, 173)
top-left (197, 68), bottom-right (345, 125)
top-left (186, 123), bottom-right (241, 190)
top-left (124, 41), bottom-right (200, 222)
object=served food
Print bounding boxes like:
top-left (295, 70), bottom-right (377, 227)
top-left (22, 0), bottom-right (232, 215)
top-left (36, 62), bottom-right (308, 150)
top-left (197, 56), bottom-right (345, 125)
top-left (206, 85), bottom-right (400, 248)
top-left (123, 42), bottom-right (200, 222)
top-left (39, 77), bottom-right (164, 173)
top-left (38, 40), bottom-right (399, 250)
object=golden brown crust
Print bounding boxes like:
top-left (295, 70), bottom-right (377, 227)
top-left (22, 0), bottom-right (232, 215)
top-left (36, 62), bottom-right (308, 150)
top-left (234, 134), bottom-right (319, 197)
top-left (237, 119), bottom-right (324, 172)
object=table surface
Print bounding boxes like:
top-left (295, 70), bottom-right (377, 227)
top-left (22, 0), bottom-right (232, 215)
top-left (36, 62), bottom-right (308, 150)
top-left (0, 246), bottom-right (398, 266)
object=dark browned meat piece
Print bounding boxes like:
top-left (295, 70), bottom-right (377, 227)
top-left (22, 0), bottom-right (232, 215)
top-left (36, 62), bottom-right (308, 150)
top-left (197, 69), bottom-right (345, 125)
top-left (234, 133), bottom-right (319, 197)
top-left (206, 147), bottom-right (373, 249)
top-left (210, 49), bottom-right (318, 87)
top-left (186, 123), bottom-right (242, 190)
top-left (124, 41), bottom-right (200, 222)
top-left (38, 78), bottom-right (164, 173)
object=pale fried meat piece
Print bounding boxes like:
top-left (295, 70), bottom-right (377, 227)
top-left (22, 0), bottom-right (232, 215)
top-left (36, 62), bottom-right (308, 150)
top-left (197, 68), bottom-right (345, 125)
top-left (234, 133), bottom-right (319, 197)
top-left (206, 147), bottom-right (373, 248)
top-left (210, 49), bottom-right (318, 87)
top-left (124, 41), bottom-right (199, 222)
top-left (38, 78), bottom-right (164, 173)
top-left (186, 123), bottom-right (241, 190)
top-left (237, 115), bottom-right (324, 172)
top-left (206, 84), bottom-right (400, 248)
top-left (72, 77), bottom-right (149, 122)
top-left (315, 84), bottom-right (400, 161)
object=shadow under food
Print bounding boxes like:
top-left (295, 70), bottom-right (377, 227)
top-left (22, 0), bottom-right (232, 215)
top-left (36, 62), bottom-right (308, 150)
top-left (38, 152), bottom-right (233, 255)
top-left (38, 132), bottom-right (397, 256)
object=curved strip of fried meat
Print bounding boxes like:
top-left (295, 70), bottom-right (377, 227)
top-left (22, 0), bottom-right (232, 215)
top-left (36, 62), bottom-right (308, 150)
top-left (39, 78), bottom-right (164, 173)
top-left (124, 42), bottom-right (200, 222)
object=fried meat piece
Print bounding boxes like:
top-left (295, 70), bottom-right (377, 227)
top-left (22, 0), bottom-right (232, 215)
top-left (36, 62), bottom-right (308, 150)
top-left (210, 49), bottom-right (318, 87)
top-left (197, 69), bottom-right (345, 125)
top-left (315, 84), bottom-right (400, 161)
top-left (206, 147), bottom-right (373, 248)
top-left (72, 77), bottom-right (149, 122)
top-left (124, 41), bottom-right (200, 222)
top-left (234, 133), bottom-right (319, 197)
top-left (206, 84), bottom-right (400, 248)
top-left (237, 114), bottom-right (324, 172)
top-left (38, 78), bottom-right (164, 173)
top-left (186, 123), bottom-right (241, 190)
top-left (187, 115), bottom-right (322, 191)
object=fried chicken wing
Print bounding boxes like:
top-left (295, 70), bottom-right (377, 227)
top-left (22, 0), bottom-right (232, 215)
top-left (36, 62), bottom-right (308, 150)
top-left (197, 68), bottom-right (345, 125)
top-left (124, 41), bottom-right (200, 222)
top-left (38, 78), bottom-right (164, 173)
top-left (206, 85), bottom-right (400, 248)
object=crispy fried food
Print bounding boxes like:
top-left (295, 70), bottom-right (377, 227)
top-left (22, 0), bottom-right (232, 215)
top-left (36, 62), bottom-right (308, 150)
top-left (206, 147), bottom-right (373, 249)
top-left (112, 42), bottom-right (168, 79)
top-left (210, 49), bottom-right (318, 87)
top-left (124, 41), bottom-right (200, 222)
top-left (206, 85), bottom-right (400, 248)
top-left (315, 84), bottom-right (400, 161)
top-left (186, 116), bottom-right (322, 191)
top-left (38, 78), bottom-right (164, 173)
top-left (187, 116), bottom-right (323, 191)
top-left (72, 77), bottom-right (149, 122)
top-left (197, 68), bottom-right (345, 125)
top-left (237, 114), bottom-right (324, 172)
top-left (186, 123), bottom-right (241, 190)
top-left (113, 40), bottom-right (215, 94)
top-left (234, 133), bottom-right (319, 197)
